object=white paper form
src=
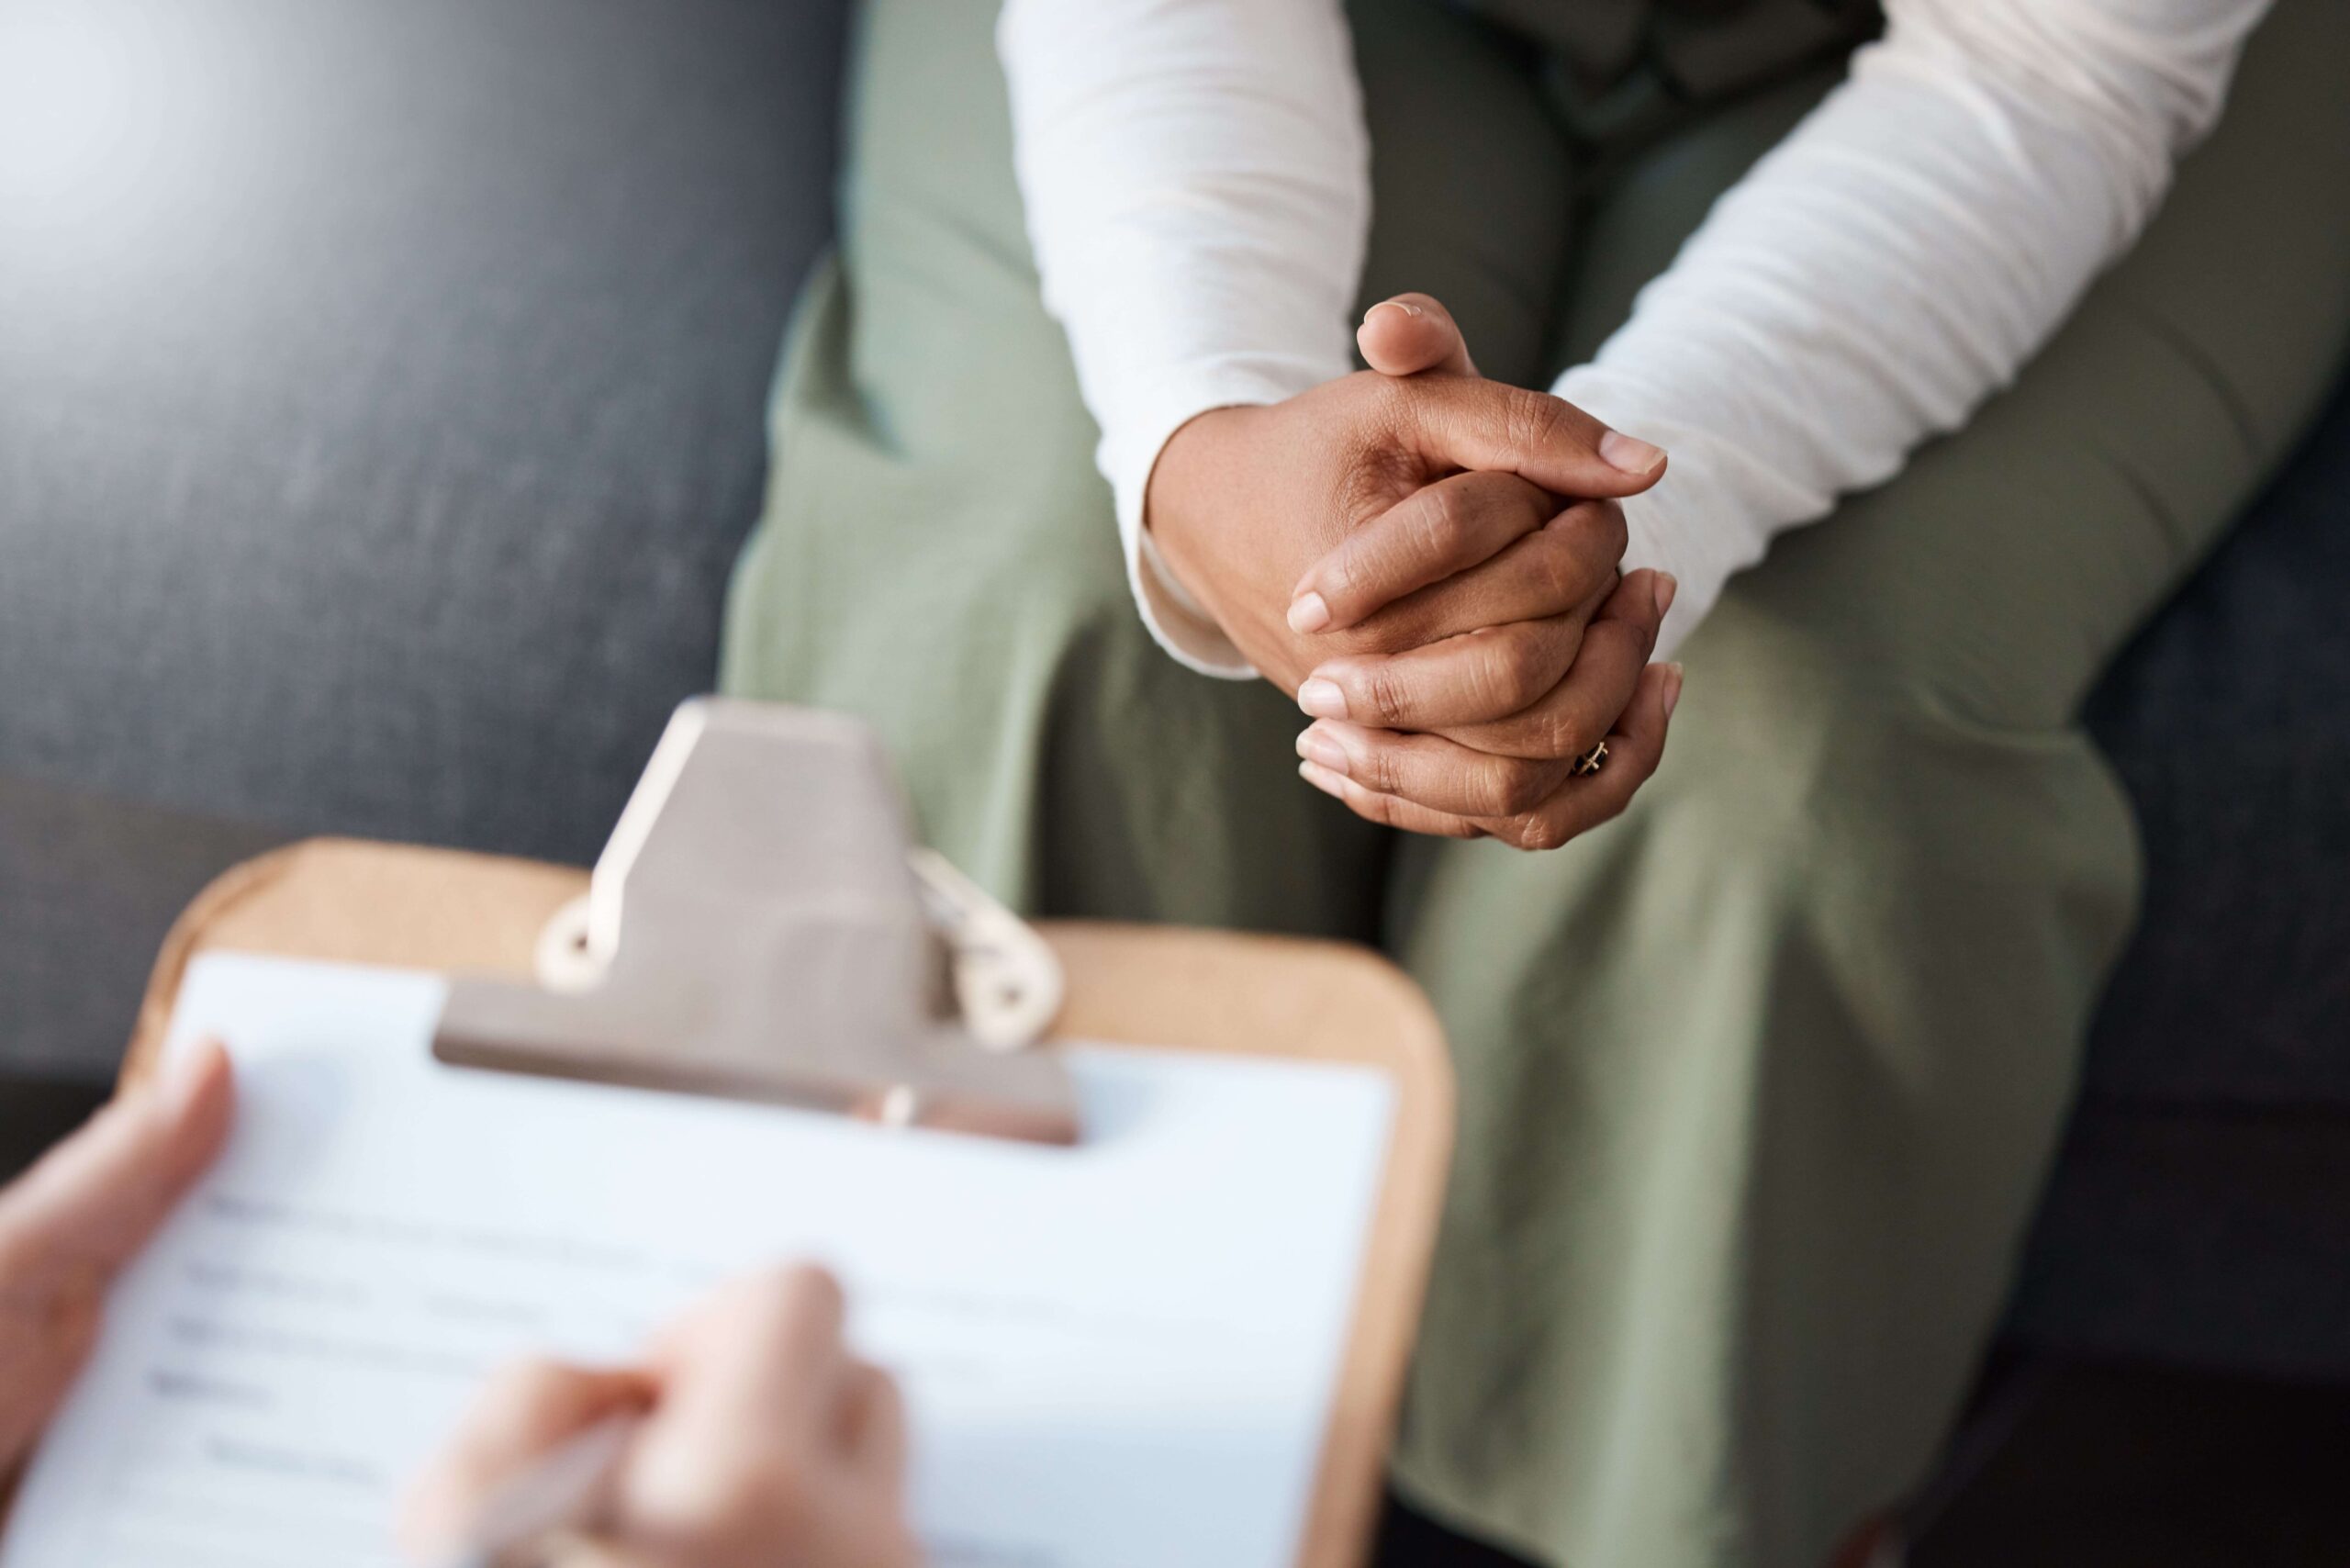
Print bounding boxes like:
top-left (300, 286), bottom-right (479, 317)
top-left (1, 954), bottom-right (1394, 1568)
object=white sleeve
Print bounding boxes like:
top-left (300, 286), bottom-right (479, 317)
top-left (1560, 0), bottom-right (2273, 657)
top-left (998, 0), bottom-right (1367, 678)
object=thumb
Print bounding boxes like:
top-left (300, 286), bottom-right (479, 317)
top-left (0, 1038), bottom-right (233, 1473)
top-left (0, 1038), bottom-right (234, 1284)
top-left (1358, 293), bottom-right (1477, 378)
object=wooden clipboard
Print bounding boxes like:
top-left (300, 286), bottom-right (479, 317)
top-left (116, 835), bottom-right (1454, 1568)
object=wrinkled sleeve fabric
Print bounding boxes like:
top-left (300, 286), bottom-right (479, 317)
top-left (1562, 0), bottom-right (2271, 655)
top-left (999, 0), bottom-right (1369, 676)
top-left (1001, 0), bottom-right (2271, 675)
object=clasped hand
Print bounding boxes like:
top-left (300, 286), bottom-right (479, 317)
top-left (1146, 295), bottom-right (1684, 851)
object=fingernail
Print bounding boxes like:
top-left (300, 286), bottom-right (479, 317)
top-left (1653, 572), bottom-right (1678, 619)
top-left (1599, 431), bottom-right (1666, 476)
top-left (1662, 663), bottom-right (1685, 721)
top-left (1298, 759), bottom-right (1348, 800)
top-left (1297, 678), bottom-right (1348, 720)
top-left (1367, 299), bottom-right (1422, 323)
top-left (1294, 726), bottom-right (1350, 775)
top-left (1287, 592), bottom-right (1332, 634)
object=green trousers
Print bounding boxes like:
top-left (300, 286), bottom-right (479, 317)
top-left (722, 4), bottom-right (2350, 1562)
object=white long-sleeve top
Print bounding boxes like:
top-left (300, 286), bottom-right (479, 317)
top-left (998, 0), bottom-right (2270, 676)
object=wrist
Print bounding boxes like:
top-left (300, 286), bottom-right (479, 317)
top-left (1142, 405), bottom-right (1257, 620)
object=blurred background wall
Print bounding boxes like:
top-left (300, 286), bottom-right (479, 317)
top-left (0, 0), bottom-right (844, 867)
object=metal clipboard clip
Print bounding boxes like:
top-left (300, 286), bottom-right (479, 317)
top-left (431, 699), bottom-right (1080, 1145)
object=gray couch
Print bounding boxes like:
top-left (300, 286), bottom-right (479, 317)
top-left (3, 0), bottom-right (2345, 1502)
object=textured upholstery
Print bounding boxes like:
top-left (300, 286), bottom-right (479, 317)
top-left (2012, 382), bottom-right (2350, 1372)
top-left (2081, 385), bottom-right (2350, 1111)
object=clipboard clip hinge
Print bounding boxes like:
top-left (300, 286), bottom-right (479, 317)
top-left (530, 844), bottom-right (1061, 1055)
top-left (432, 700), bottom-right (1080, 1145)
top-left (904, 848), bottom-right (1062, 1053)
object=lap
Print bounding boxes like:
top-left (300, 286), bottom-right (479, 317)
top-left (1384, 0), bottom-right (2350, 1136)
top-left (734, 7), bottom-right (2350, 1560)
top-left (737, 0), bottom-right (2350, 897)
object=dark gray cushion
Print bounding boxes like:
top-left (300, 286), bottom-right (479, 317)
top-left (2009, 1105), bottom-right (2350, 1377)
top-left (2010, 376), bottom-right (2350, 1374)
top-left (0, 0), bottom-right (849, 868)
top-left (2082, 379), bottom-right (2350, 1111)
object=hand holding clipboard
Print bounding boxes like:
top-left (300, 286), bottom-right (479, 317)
top-left (1, 701), bottom-right (1453, 1568)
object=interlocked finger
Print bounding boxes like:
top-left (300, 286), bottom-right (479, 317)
top-left (1295, 758), bottom-right (1488, 839)
top-left (1297, 613), bottom-right (1591, 731)
top-left (1333, 501), bottom-right (1627, 655)
top-left (1290, 470), bottom-right (1557, 634)
top-left (1477, 660), bottom-right (1680, 848)
top-left (1295, 570), bottom-right (1666, 816)
top-left (1400, 378), bottom-right (1667, 501)
top-left (1298, 661), bottom-right (1683, 850)
top-left (1433, 569), bottom-right (1668, 759)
